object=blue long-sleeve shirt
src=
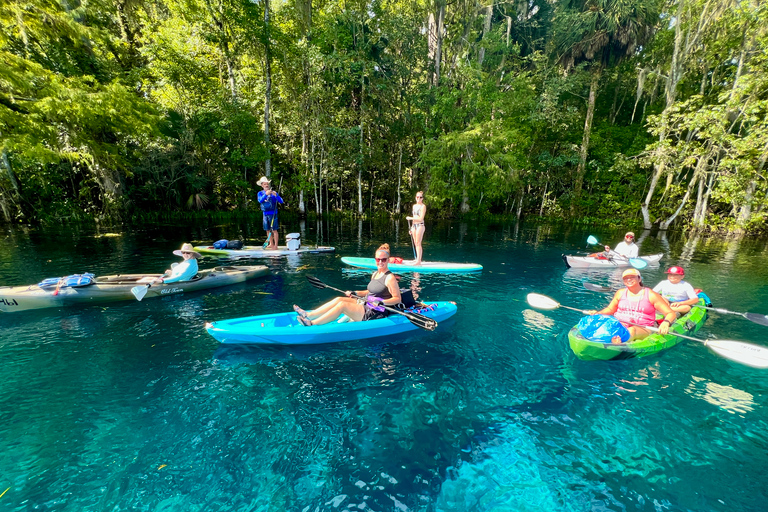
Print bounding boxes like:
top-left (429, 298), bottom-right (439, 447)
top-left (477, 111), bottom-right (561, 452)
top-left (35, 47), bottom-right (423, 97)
top-left (257, 190), bottom-right (284, 213)
top-left (163, 259), bottom-right (198, 284)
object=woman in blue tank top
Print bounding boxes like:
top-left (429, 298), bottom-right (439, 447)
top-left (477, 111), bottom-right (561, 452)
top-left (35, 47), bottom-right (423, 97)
top-left (294, 244), bottom-right (403, 326)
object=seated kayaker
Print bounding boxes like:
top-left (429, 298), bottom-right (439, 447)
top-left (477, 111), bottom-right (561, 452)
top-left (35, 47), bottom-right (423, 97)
top-left (586, 268), bottom-right (676, 344)
top-left (652, 266), bottom-right (699, 315)
top-left (602, 232), bottom-right (639, 259)
top-left (139, 243), bottom-right (201, 284)
top-left (294, 243), bottom-right (402, 326)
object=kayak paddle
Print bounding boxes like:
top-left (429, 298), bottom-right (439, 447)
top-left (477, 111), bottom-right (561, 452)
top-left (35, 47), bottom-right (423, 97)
top-left (526, 293), bottom-right (768, 369)
top-left (582, 283), bottom-right (768, 327)
top-left (306, 275), bottom-right (437, 331)
top-left (131, 284), bottom-right (151, 301)
top-left (586, 236), bottom-right (647, 269)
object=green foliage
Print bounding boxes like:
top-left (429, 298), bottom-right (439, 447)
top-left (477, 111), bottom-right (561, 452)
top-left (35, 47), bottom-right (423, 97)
top-left (0, 0), bottom-right (765, 234)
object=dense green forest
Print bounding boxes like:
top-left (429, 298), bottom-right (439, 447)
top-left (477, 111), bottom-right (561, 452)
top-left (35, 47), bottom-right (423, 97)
top-left (1, 0), bottom-right (767, 233)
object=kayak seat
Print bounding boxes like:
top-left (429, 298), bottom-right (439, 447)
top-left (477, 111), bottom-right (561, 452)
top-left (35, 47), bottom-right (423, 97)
top-left (273, 316), bottom-right (293, 327)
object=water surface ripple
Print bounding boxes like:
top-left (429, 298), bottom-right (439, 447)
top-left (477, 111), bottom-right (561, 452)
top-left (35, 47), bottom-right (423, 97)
top-left (1, 221), bottom-right (767, 511)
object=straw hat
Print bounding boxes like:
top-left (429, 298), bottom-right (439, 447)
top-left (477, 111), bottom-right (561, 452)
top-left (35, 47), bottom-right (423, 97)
top-left (173, 243), bottom-right (201, 258)
top-left (257, 176), bottom-right (271, 186)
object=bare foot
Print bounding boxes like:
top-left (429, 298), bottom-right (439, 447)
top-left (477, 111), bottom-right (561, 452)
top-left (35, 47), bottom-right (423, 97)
top-left (611, 335), bottom-right (623, 344)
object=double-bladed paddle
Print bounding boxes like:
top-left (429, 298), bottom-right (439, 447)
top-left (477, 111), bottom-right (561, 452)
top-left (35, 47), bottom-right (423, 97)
top-left (525, 292), bottom-right (768, 369)
top-left (306, 275), bottom-right (437, 331)
top-left (583, 282), bottom-right (768, 327)
top-left (586, 236), bottom-right (647, 269)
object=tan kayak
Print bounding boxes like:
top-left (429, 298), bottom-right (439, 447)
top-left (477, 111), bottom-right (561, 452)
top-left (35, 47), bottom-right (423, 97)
top-left (0, 265), bottom-right (269, 313)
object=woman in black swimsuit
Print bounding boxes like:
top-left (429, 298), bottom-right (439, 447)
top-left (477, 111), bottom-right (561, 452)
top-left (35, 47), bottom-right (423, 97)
top-left (294, 244), bottom-right (402, 326)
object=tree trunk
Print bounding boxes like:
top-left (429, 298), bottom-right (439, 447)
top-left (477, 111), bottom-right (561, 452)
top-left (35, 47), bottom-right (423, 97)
top-left (432, 1), bottom-right (445, 86)
top-left (396, 144), bottom-right (402, 213)
top-left (263, 0), bottom-right (272, 176)
top-left (357, 63), bottom-right (365, 215)
top-left (572, 69), bottom-right (600, 213)
top-left (478, 4), bottom-right (492, 67)
top-left (460, 165), bottom-right (470, 213)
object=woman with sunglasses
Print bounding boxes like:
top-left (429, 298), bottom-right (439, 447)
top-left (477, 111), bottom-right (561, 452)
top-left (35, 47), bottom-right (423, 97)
top-left (587, 268), bottom-right (677, 343)
top-left (604, 232), bottom-right (639, 259)
top-left (294, 244), bottom-right (402, 326)
top-left (406, 191), bottom-right (427, 265)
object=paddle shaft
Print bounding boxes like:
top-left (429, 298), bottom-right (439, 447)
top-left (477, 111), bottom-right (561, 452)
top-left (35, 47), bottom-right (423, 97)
top-left (407, 219), bottom-right (417, 260)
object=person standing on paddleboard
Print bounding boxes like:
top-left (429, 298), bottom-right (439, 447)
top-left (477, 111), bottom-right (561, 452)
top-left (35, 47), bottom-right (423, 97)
top-left (257, 176), bottom-right (284, 250)
top-left (587, 268), bottom-right (677, 344)
top-left (604, 232), bottom-right (639, 259)
top-left (294, 244), bottom-right (403, 326)
top-left (406, 191), bottom-right (427, 265)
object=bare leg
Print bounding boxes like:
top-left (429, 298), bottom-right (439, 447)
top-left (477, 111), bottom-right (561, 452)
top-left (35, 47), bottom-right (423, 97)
top-left (612, 325), bottom-right (651, 344)
top-left (412, 225), bottom-right (425, 264)
top-left (311, 301), bottom-right (366, 325)
top-left (270, 230), bottom-right (279, 250)
top-left (670, 304), bottom-right (691, 314)
top-left (304, 296), bottom-right (357, 320)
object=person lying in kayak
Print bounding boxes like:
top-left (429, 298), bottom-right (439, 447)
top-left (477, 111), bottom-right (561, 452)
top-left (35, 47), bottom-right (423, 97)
top-left (294, 244), bottom-right (402, 326)
top-left (603, 232), bottom-right (639, 259)
top-left (587, 268), bottom-right (677, 344)
top-left (140, 243), bottom-right (201, 285)
top-left (652, 266), bottom-right (699, 315)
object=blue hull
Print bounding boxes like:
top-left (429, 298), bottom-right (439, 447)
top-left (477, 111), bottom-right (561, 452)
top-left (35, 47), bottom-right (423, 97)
top-left (206, 302), bottom-right (458, 345)
top-left (341, 257), bottom-right (482, 273)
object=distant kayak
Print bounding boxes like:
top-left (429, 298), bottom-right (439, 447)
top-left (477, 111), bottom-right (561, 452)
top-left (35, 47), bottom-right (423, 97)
top-left (562, 253), bottom-right (663, 269)
top-left (206, 301), bottom-right (458, 345)
top-left (341, 257), bottom-right (482, 273)
top-left (0, 265), bottom-right (269, 313)
top-left (194, 245), bottom-right (335, 257)
top-left (568, 298), bottom-right (708, 361)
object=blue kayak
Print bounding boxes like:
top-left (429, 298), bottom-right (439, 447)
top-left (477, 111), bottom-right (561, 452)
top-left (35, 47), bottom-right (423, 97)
top-left (341, 257), bottom-right (482, 273)
top-left (205, 302), bottom-right (457, 344)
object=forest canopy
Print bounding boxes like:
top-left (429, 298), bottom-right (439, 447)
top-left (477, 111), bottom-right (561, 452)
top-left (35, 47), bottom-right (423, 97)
top-left (1, 0), bottom-right (767, 233)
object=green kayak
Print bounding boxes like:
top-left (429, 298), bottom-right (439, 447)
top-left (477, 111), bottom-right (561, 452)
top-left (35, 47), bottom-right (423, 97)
top-left (568, 299), bottom-right (708, 361)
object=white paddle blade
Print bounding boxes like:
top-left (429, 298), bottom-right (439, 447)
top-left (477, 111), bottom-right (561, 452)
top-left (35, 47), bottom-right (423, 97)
top-left (526, 293), bottom-right (560, 310)
top-left (707, 340), bottom-right (768, 369)
top-left (131, 285), bottom-right (148, 301)
top-left (629, 258), bottom-right (648, 270)
top-left (586, 236), bottom-right (598, 245)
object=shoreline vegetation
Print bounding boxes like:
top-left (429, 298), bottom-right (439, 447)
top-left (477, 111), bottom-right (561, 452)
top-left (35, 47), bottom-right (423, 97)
top-left (2, 0), bottom-right (767, 235)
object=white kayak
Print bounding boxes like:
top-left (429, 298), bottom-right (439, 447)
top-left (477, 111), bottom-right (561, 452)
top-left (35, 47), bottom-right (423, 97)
top-left (194, 245), bottom-right (335, 257)
top-left (341, 257), bottom-right (482, 273)
top-left (562, 253), bottom-right (663, 269)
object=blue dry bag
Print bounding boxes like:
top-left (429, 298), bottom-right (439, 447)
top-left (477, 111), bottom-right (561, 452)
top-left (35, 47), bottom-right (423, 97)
top-left (213, 239), bottom-right (229, 249)
top-left (577, 315), bottom-right (630, 343)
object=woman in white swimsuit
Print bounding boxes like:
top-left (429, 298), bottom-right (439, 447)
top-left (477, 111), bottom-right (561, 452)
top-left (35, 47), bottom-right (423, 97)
top-left (406, 191), bottom-right (426, 265)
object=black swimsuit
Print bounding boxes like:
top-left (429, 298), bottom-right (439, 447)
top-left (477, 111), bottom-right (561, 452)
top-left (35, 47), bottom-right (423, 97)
top-left (363, 271), bottom-right (397, 321)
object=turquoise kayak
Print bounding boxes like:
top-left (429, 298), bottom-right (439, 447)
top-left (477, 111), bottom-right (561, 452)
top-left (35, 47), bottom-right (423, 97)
top-left (205, 301), bottom-right (457, 344)
top-left (341, 257), bottom-right (482, 273)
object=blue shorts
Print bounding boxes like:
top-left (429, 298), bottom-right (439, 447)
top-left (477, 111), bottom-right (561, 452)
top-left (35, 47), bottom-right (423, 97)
top-left (263, 213), bottom-right (279, 231)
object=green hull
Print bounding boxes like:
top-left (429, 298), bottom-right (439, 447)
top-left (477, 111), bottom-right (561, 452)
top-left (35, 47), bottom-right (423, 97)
top-left (568, 299), bottom-right (708, 361)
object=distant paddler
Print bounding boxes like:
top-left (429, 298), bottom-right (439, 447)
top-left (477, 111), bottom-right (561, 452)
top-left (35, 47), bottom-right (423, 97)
top-left (257, 176), bottom-right (284, 250)
top-left (406, 191), bottom-right (426, 265)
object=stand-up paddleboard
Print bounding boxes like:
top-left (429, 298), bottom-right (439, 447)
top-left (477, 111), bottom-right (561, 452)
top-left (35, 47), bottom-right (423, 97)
top-left (341, 257), bottom-right (482, 273)
top-left (195, 245), bottom-right (335, 257)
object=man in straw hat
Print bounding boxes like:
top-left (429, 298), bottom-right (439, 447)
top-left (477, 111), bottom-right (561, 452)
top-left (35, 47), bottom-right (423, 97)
top-left (257, 176), bottom-right (284, 250)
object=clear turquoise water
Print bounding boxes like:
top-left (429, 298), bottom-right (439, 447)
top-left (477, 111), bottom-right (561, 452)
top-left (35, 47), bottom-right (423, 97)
top-left (1, 220), bottom-right (768, 511)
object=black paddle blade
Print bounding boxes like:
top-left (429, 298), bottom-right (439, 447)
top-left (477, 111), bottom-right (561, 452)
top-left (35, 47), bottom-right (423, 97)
top-left (403, 311), bottom-right (437, 331)
top-left (306, 275), bottom-right (327, 289)
top-left (745, 313), bottom-right (768, 327)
